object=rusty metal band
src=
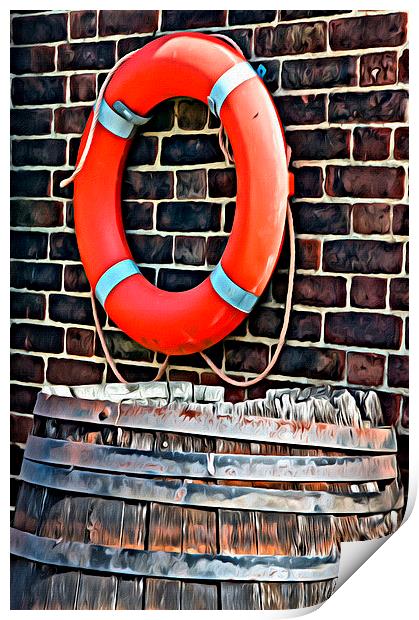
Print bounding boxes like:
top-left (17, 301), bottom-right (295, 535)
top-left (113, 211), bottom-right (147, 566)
top-left (25, 435), bottom-right (398, 482)
top-left (20, 458), bottom-right (404, 514)
top-left (10, 528), bottom-right (340, 582)
top-left (34, 394), bottom-right (397, 453)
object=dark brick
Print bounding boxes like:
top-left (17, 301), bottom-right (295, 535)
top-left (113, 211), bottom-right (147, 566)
top-left (158, 343), bottom-right (223, 371)
top-left (49, 294), bottom-right (97, 326)
top-left (353, 128), bottom-right (391, 161)
top-left (388, 355), bottom-right (408, 388)
top-left (326, 166), bottom-right (405, 199)
top-left (123, 171), bottom-right (174, 200)
top-left (275, 94), bottom-right (326, 126)
top-left (323, 240), bottom-right (403, 274)
top-left (11, 261), bottom-right (62, 291)
top-left (405, 317), bottom-right (409, 349)
top-left (224, 202), bottom-right (236, 232)
top-left (157, 202), bottom-right (221, 232)
top-left (207, 237), bottom-right (228, 265)
top-left (50, 233), bottom-right (79, 261)
top-left (177, 100), bottom-right (207, 130)
top-left (58, 42), bottom-right (115, 71)
top-left (282, 56), bottom-right (357, 90)
top-left (405, 241), bottom-right (409, 274)
top-left (229, 10), bottom-right (276, 25)
top-left (274, 346), bottom-right (345, 381)
top-left (127, 234), bottom-right (173, 264)
top-left (296, 239), bottom-right (321, 270)
top-left (10, 231), bottom-right (47, 259)
top-left (176, 170), bottom-right (207, 199)
top-left (106, 363), bottom-right (159, 384)
top-left (122, 201), bottom-right (153, 230)
top-left (11, 170), bottom-right (50, 199)
top-left (394, 127), bottom-right (409, 160)
top-left (126, 136), bottom-right (158, 167)
top-left (325, 312), bottom-right (402, 349)
top-left (330, 13), bottom-right (407, 50)
top-left (66, 327), bottom-right (94, 357)
top-left (399, 49), bottom-right (409, 83)
top-left (401, 396), bottom-right (409, 429)
top-left (294, 275), bottom-right (347, 307)
top-left (158, 269), bottom-right (209, 292)
top-left (10, 384), bottom-right (40, 414)
top-left (287, 129), bottom-right (349, 161)
top-left (161, 135), bottom-right (223, 166)
top-left (347, 352), bottom-right (385, 387)
top-left (169, 369), bottom-right (200, 384)
top-left (350, 277), bottom-right (387, 309)
top-left (11, 109), bottom-right (52, 136)
top-left (353, 203), bottom-right (391, 234)
top-left (12, 76), bottom-right (66, 106)
top-left (12, 13), bottom-right (67, 44)
top-left (10, 413), bottom-right (33, 444)
top-left (360, 52), bottom-right (397, 86)
top-left (64, 265), bottom-right (90, 292)
top-left (54, 106), bottom-right (91, 134)
top-left (117, 35), bottom-right (155, 59)
top-left (390, 278), bottom-right (408, 310)
top-left (294, 167), bottom-right (323, 198)
top-left (255, 22), bottom-right (326, 57)
top-left (161, 11), bottom-right (226, 30)
top-left (393, 204), bottom-right (408, 235)
top-left (249, 307), bottom-right (321, 342)
top-left (11, 323), bottom-right (64, 354)
top-left (47, 358), bottom-right (104, 385)
top-left (11, 200), bottom-right (63, 228)
top-left (95, 330), bottom-right (153, 362)
top-left (142, 100), bottom-right (175, 132)
top-left (225, 342), bottom-right (269, 374)
top-left (70, 10), bottom-right (97, 38)
top-left (217, 29), bottom-right (253, 59)
top-left (208, 169), bottom-right (237, 198)
top-left (99, 10), bottom-right (157, 36)
top-left (250, 60), bottom-right (280, 93)
top-left (11, 292), bottom-right (46, 320)
top-left (11, 45), bottom-right (55, 74)
top-left (379, 392), bottom-right (402, 426)
top-left (70, 74), bottom-right (96, 102)
top-left (292, 203), bottom-right (350, 235)
top-left (11, 444), bottom-right (24, 476)
top-left (281, 11), bottom-right (351, 20)
top-left (12, 139), bottom-right (66, 167)
top-left (52, 171), bottom-right (73, 200)
top-left (11, 353), bottom-right (44, 383)
top-left (174, 236), bottom-right (206, 266)
top-left (329, 91), bottom-right (408, 123)
top-left (68, 138), bottom-right (81, 167)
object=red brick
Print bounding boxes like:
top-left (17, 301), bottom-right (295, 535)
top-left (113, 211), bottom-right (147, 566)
top-left (12, 13), bottom-right (67, 44)
top-left (96, 331), bottom-right (153, 363)
top-left (123, 171), bottom-right (174, 200)
top-left (174, 237), bottom-right (206, 266)
top-left (64, 265), bottom-right (90, 293)
top-left (11, 230), bottom-right (48, 259)
top-left (208, 169), bottom-right (237, 198)
top-left (350, 277), bottom-right (387, 309)
top-left (394, 127), bottom-right (409, 160)
top-left (296, 239), bottom-right (321, 270)
top-left (218, 29), bottom-right (253, 59)
top-left (47, 358), bottom-right (104, 385)
top-left (11, 353), bottom-right (44, 383)
top-left (106, 363), bottom-right (161, 384)
top-left (399, 49), bottom-right (409, 83)
top-left (70, 74), bottom-right (96, 102)
top-left (66, 328), bottom-right (95, 357)
top-left (11, 323), bottom-right (64, 354)
top-left (157, 202), bottom-right (220, 232)
top-left (249, 307), bottom-right (321, 342)
top-left (388, 355), bottom-right (408, 388)
top-left (282, 56), bottom-right (357, 89)
top-left (275, 95), bottom-right (326, 126)
top-left (11, 108), bottom-right (52, 136)
top-left (353, 128), bottom-right (391, 161)
top-left (255, 22), bottom-right (326, 57)
top-left (49, 293), bottom-right (103, 326)
top-left (11, 45), bottom-right (55, 74)
top-left (54, 106), bottom-right (90, 134)
top-left (286, 129), bottom-right (350, 160)
top-left (117, 36), bottom-right (155, 59)
top-left (11, 171), bottom-right (50, 199)
top-left (281, 11), bottom-right (350, 20)
top-left (390, 278), bottom-right (408, 310)
top-left (58, 42), bottom-right (115, 71)
top-left (326, 166), bottom-right (405, 199)
top-left (70, 10), bottom-right (97, 38)
top-left (225, 342), bottom-right (269, 374)
top-left (207, 237), bottom-right (228, 265)
top-left (329, 13), bottom-right (407, 50)
top-left (294, 167), bottom-right (323, 198)
top-left (401, 396), bottom-right (409, 429)
top-left (393, 204), bottom-right (408, 235)
top-left (158, 268), bottom-right (208, 292)
top-left (127, 234), bottom-right (173, 264)
top-left (10, 384), bottom-right (40, 414)
top-left (325, 312), bottom-right (402, 349)
top-left (169, 369), bottom-right (200, 384)
top-left (293, 275), bottom-right (346, 307)
top-left (323, 240), bottom-right (403, 274)
top-left (162, 11), bottom-right (226, 30)
top-left (329, 90), bottom-right (408, 123)
top-left (347, 352), bottom-right (385, 386)
top-left (50, 233), bottom-right (80, 260)
top-left (99, 10), bottom-right (158, 36)
top-left (12, 139), bottom-right (66, 167)
top-left (161, 135), bottom-right (224, 166)
top-left (11, 292), bottom-right (46, 320)
top-left (360, 52), bottom-right (397, 86)
top-left (11, 261), bottom-right (62, 291)
top-left (352, 203), bottom-right (391, 234)
top-left (127, 135), bottom-right (158, 167)
top-left (11, 200), bottom-right (63, 228)
top-left (178, 100), bottom-right (207, 130)
top-left (10, 413), bottom-right (33, 444)
top-left (274, 346), bottom-right (345, 381)
top-left (292, 203), bottom-right (350, 235)
top-left (176, 170), bottom-right (207, 199)
top-left (379, 392), bottom-right (402, 426)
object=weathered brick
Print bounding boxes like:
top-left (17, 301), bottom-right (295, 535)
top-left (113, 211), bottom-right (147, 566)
top-left (255, 22), bottom-right (326, 57)
top-left (157, 202), bottom-right (220, 232)
top-left (390, 278), bottom-right (408, 310)
top-left (325, 312), bottom-right (402, 349)
top-left (286, 129), bottom-right (350, 161)
top-left (99, 10), bottom-right (158, 35)
top-left (394, 127), bottom-right (409, 160)
top-left (126, 135), bottom-right (158, 167)
top-left (399, 48), bottom-right (409, 83)
top-left (323, 240), bottom-right (403, 274)
top-left (177, 100), bottom-right (207, 130)
top-left (66, 327), bottom-right (95, 357)
top-left (293, 275), bottom-right (346, 307)
top-left (70, 74), bottom-right (96, 102)
top-left (12, 76), bottom-right (66, 106)
top-left (122, 201), bottom-right (153, 230)
top-left (393, 204), bottom-right (408, 235)
top-left (352, 203), bottom-right (391, 235)
top-left (207, 237), bottom-right (228, 266)
top-left (347, 352), bottom-right (385, 387)
top-left (142, 101), bottom-right (175, 132)
top-left (11, 108), bottom-right (52, 136)
top-left (158, 269), bottom-right (209, 292)
top-left (58, 42), bottom-right (115, 70)
top-left (10, 413), bottom-right (33, 444)
top-left (169, 369), bottom-right (200, 384)
top-left (330, 13), bottom-right (407, 50)
top-left (11, 199), bottom-right (63, 228)
top-left (11, 292), bottom-right (46, 320)
top-left (47, 358), bottom-right (104, 385)
top-left (281, 11), bottom-right (350, 20)
top-left (161, 135), bottom-right (223, 166)
top-left (329, 91), bottom-right (408, 123)
top-left (293, 167), bottom-right (323, 198)
top-left (208, 169), bottom-right (237, 198)
top-left (95, 330), bottom-right (153, 362)
top-left (250, 60), bottom-right (280, 93)
top-left (106, 363), bottom-right (159, 384)
top-left (379, 392), bottom-right (402, 426)
top-left (12, 139), bottom-right (66, 167)
top-left (127, 234), bottom-right (173, 264)
top-left (388, 355), bottom-right (408, 388)
top-left (224, 202), bottom-right (235, 233)
top-left (64, 264), bottom-right (90, 292)
top-left (225, 342), bottom-right (269, 374)
top-left (54, 106), bottom-right (91, 134)
top-left (11, 261), bottom-right (62, 291)
top-left (176, 170), bottom-right (207, 199)
top-left (326, 166), bottom-right (405, 199)
top-left (282, 56), bottom-right (357, 90)
top-left (249, 308), bottom-right (322, 342)
top-left (174, 236), bottom-right (206, 266)
top-left (296, 239), bottom-right (321, 270)
top-left (353, 128), bottom-right (391, 161)
top-left (11, 323), bottom-right (64, 354)
top-left (12, 13), bottom-right (67, 44)
top-left (52, 171), bottom-right (73, 200)
top-left (10, 384), bottom-right (40, 414)
top-left (70, 10), bottom-right (97, 38)
top-left (49, 233), bottom-right (79, 261)
top-left (117, 36), bottom-right (155, 59)
top-left (161, 11), bottom-right (226, 30)
top-left (123, 171), bottom-right (174, 200)
top-left (10, 231), bottom-right (47, 259)
top-left (11, 353), bottom-right (44, 383)
top-left (218, 29), bottom-right (253, 59)
top-left (11, 170), bottom-right (50, 199)
top-left (292, 203), bottom-right (350, 235)
top-left (350, 277), bottom-right (387, 309)
top-left (275, 95), bottom-right (326, 126)
top-left (360, 52), bottom-right (397, 86)
top-left (49, 294), bottom-right (98, 326)
top-left (274, 346), bottom-right (345, 381)
top-left (229, 10), bottom-right (276, 25)
top-left (11, 45), bottom-right (55, 74)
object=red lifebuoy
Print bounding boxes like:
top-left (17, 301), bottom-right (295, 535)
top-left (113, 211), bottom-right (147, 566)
top-left (74, 33), bottom-right (292, 356)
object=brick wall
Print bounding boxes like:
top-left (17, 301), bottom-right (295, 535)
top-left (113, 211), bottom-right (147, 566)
top-left (10, 10), bottom-right (409, 506)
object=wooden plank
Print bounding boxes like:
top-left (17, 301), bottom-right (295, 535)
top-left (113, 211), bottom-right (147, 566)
top-left (148, 502), bottom-right (183, 552)
top-left (121, 502), bottom-right (147, 549)
top-left (76, 573), bottom-right (118, 610)
top-left (221, 583), bottom-right (261, 610)
top-left (13, 482), bottom-right (45, 534)
top-left (297, 515), bottom-right (335, 556)
top-left (10, 558), bottom-right (35, 609)
top-left (256, 513), bottom-right (299, 555)
top-left (44, 569), bottom-right (79, 610)
top-left (182, 507), bottom-right (216, 554)
top-left (144, 578), bottom-right (181, 610)
top-left (218, 509), bottom-right (257, 554)
top-left (63, 495), bottom-right (90, 542)
top-left (115, 576), bottom-right (144, 610)
top-left (260, 583), bottom-right (303, 610)
top-left (86, 497), bottom-right (123, 546)
top-left (301, 579), bottom-right (337, 607)
top-left (38, 489), bottom-right (68, 540)
top-left (27, 562), bottom-right (56, 610)
top-left (181, 582), bottom-right (218, 610)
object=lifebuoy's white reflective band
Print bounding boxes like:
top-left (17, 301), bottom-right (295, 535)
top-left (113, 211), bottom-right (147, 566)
top-left (97, 99), bottom-right (150, 139)
top-left (210, 263), bottom-right (258, 313)
top-left (95, 259), bottom-right (140, 307)
top-left (208, 61), bottom-right (258, 118)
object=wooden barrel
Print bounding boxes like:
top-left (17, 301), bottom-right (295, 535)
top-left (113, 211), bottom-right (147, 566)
top-left (11, 382), bottom-right (403, 610)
